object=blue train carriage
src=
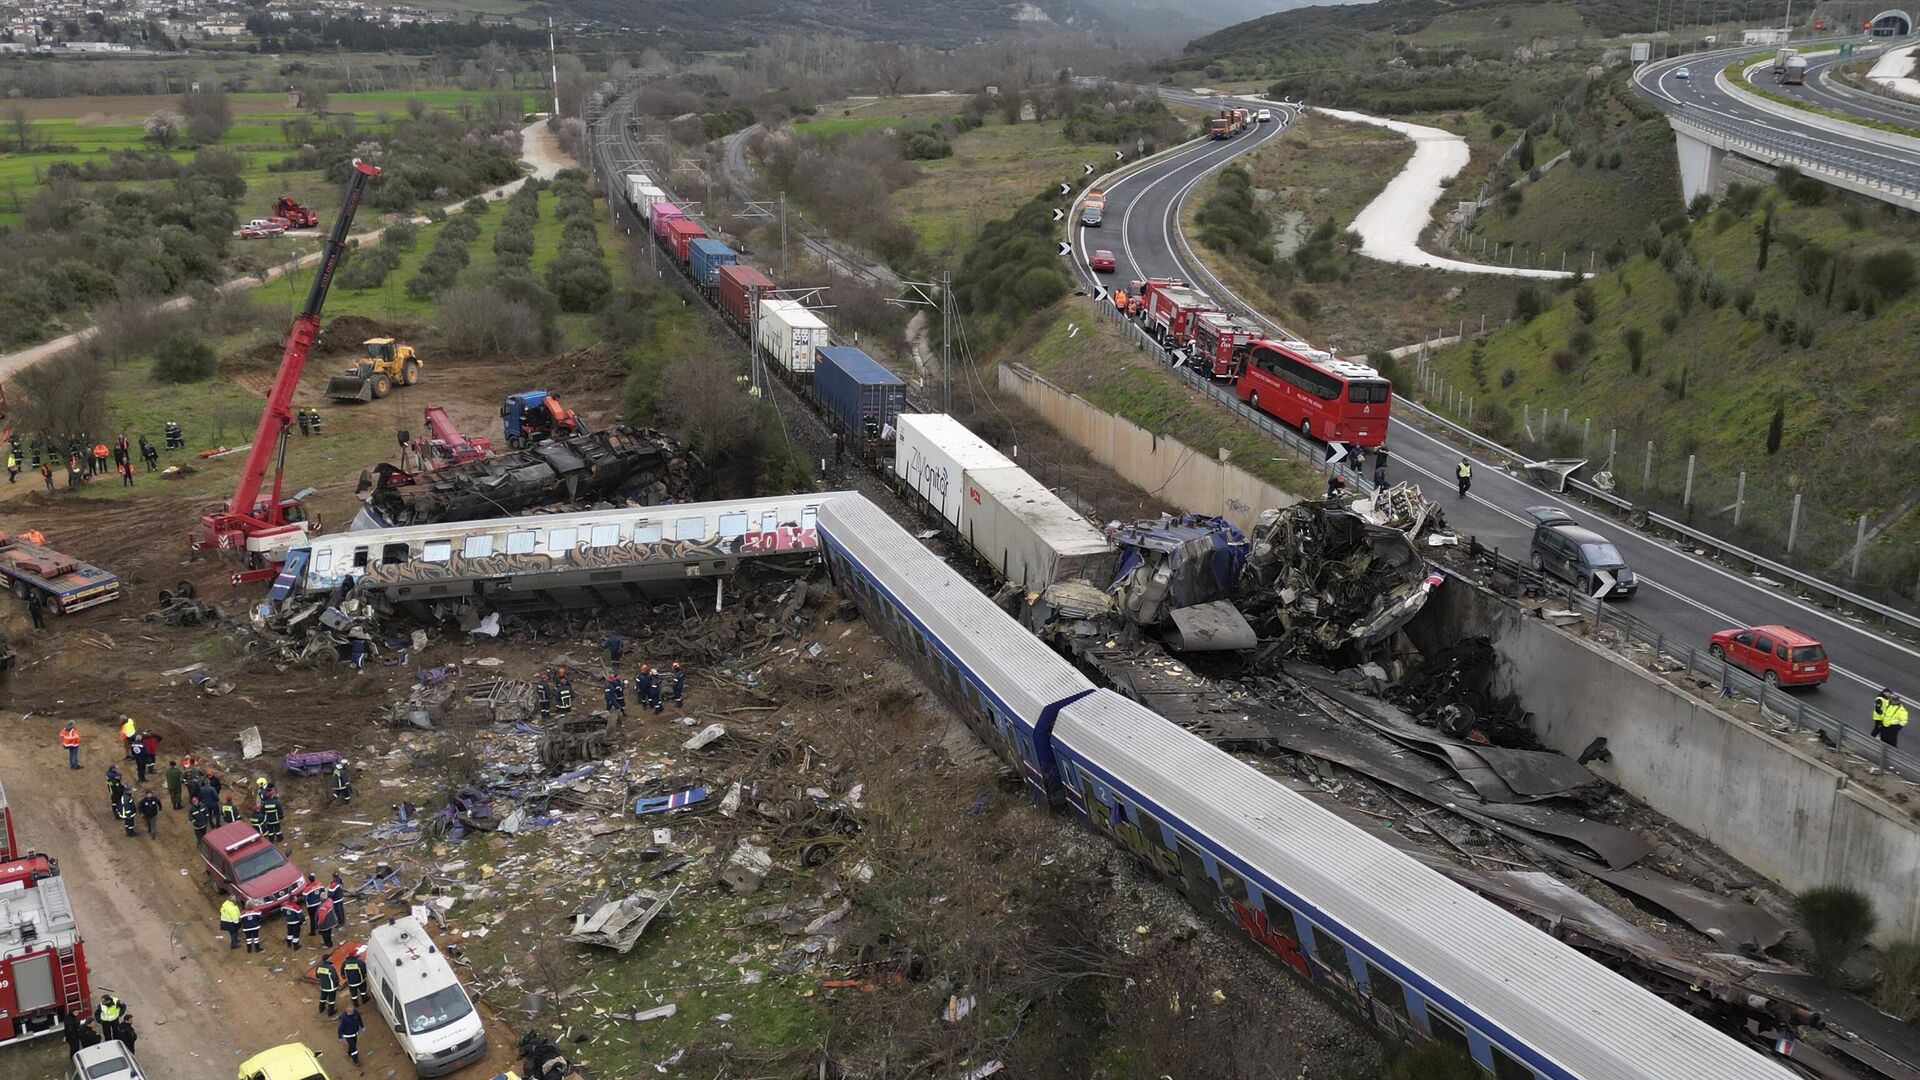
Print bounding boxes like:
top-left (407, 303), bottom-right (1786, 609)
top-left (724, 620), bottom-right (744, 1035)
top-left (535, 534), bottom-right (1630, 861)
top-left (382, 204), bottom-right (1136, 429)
top-left (814, 495), bottom-right (1093, 803)
top-left (1049, 689), bottom-right (1796, 1080)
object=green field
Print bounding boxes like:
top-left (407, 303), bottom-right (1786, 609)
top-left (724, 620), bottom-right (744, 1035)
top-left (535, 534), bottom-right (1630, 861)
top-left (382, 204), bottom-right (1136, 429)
top-left (894, 117), bottom-right (1114, 257)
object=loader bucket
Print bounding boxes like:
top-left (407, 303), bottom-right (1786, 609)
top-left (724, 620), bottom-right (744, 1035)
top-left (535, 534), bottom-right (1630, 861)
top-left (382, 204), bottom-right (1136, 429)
top-left (325, 373), bottom-right (376, 402)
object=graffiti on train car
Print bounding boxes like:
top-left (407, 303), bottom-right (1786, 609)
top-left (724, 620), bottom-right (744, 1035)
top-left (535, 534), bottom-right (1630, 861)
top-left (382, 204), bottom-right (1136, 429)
top-left (1226, 897), bottom-right (1312, 978)
top-left (741, 526), bottom-right (817, 553)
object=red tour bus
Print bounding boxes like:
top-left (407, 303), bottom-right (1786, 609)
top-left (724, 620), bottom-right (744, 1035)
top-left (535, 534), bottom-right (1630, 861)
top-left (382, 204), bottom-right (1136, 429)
top-left (1235, 339), bottom-right (1392, 447)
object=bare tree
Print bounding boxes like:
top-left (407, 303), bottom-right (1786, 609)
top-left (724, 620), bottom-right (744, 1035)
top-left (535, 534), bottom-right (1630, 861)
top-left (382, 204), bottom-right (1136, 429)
top-left (179, 84), bottom-right (232, 145)
top-left (869, 43), bottom-right (911, 96)
top-left (7, 105), bottom-right (30, 152)
top-left (12, 353), bottom-right (110, 438)
top-left (660, 355), bottom-right (755, 460)
top-left (143, 109), bottom-right (182, 150)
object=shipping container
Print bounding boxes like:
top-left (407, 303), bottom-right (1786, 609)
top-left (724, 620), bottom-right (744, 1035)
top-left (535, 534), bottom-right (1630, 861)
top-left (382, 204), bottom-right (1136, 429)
top-left (756, 298), bottom-right (829, 374)
top-left (688, 238), bottom-right (738, 287)
top-left (624, 171), bottom-right (654, 210)
top-left (814, 346), bottom-right (906, 439)
top-left (718, 264), bottom-right (776, 326)
top-left (649, 202), bottom-right (684, 238)
top-left (892, 414), bottom-right (1012, 530)
top-left (635, 185), bottom-right (667, 220)
top-left (663, 217), bottom-right (708, 263)
top-left (959, 465), bottom-right (1115, 591)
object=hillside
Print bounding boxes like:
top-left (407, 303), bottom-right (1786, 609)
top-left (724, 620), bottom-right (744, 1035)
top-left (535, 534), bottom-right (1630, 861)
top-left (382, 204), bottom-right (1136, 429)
top-left (1422, 178), bottom-right (1920, 594)
top-left (548, 0), bottom-right (1290, 43)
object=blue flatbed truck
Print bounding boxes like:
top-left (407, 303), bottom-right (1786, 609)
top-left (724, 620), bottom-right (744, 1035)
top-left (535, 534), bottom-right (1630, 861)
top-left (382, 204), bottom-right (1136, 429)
top-left (0, 531), bottom-right (121, 616)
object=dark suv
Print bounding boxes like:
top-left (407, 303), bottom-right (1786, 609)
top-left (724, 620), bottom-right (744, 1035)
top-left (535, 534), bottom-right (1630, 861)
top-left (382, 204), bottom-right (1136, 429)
top-left (1526, 507), bottom-right (1636, 599)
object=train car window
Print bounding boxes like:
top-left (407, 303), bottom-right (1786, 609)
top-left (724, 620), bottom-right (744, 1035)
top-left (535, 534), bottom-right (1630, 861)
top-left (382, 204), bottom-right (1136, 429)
top-left (1134, 807), bottom-right (1168, 852)
top-left (421, 541), bottom-right (452, 563)
top-left (1364, 962), bottom-right (1409, 1021)
top-left (381, 542), bottom-right (411, 564)
top-left (1216, 863), bottom-right (1251, 906)
top-left (1426, 1007), bottom-right (1470, 1055)
top-left (548, 527), bottom-right (577, 553)
top-left (1258, 891), bottom-right (1302, 941)
top-left (589, 524), bottom-right (621, 548)
top-left (633, 523), bottom-right (663, 544)
top-left (1490, 1046), bottom-right (1536, 1080)
top-left (1310, 926), bottom-right (1352, 984)
top-left (1081, 777), bottom-right (1108, 822)
top-left (313, 549), bottom-right (333, 573)
top-left (674, 516), bottom-right (706, 540)
top-left (506, 531), bottom-right (537, 555)
top-left (462, 535), bottom-right (493, 559)
top-left (803, 507), bottom-right (818, 531)
top-left (1176, 839), bottom-right (1214, 904)
top-left (352, 547), bottom-right (369, 568)
top-left (718, 512), bottom-right (749, 538)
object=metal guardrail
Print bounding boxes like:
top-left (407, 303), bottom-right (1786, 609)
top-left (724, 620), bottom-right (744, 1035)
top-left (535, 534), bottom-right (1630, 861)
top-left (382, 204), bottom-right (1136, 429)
top-left (1468, 538), bottom-right (1920, 783)
top-left (1670, 107), bottom-right (1920, 198)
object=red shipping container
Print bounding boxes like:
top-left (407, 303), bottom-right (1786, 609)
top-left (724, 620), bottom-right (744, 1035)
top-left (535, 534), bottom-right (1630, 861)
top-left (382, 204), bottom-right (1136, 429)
top-left (718, 264), bottom-right (776, 325)
top-left (664, 217), bottom-right (707, 263)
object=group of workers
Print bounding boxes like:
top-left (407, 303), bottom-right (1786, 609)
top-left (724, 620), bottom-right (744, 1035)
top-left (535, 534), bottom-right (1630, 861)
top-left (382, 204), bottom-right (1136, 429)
top-left (219, 871), bottom-right (349, 953)
top-left (532, 649), bottom-right (686, 726)
top-left (296, 407), bottom-right (326, 436)
top-left (61, 994), bottom-right (137, 1058)
top-left (6, 432), bottom-right (170, 489)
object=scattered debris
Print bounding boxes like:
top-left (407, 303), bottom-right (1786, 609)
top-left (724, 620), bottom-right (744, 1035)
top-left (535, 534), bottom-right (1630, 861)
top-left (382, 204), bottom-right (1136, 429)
top-left (1239, 501), bottom-right (1438, 659)
top-left (566, 887), bottom-right (679, 953)
top-left (719, 841), bottom-right (772, 895)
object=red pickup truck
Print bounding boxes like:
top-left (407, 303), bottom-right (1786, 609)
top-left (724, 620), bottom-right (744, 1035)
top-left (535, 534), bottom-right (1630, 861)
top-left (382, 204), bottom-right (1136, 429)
top-left (199, 822), bottom-right (306, 907)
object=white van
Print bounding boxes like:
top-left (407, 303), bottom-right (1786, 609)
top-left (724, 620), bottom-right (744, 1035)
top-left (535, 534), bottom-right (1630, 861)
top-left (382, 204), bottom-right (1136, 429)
top-left (363, 917), bottom-right (488, 1076)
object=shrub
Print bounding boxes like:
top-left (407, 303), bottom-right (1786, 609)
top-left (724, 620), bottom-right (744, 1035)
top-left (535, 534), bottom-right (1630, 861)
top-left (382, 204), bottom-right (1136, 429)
top-left (1798, 887), bottom-right (1877, 979)
top-left (152, 333), bottom-right (216, 383)
top-left (1861, 249), bottom-right (1916, 300)
top-left (1573, 283), bottom-right (1597, 323)
top-left (1797, 322), bottom-right (1815, 349)
top-left (1550, 348), bottom-right (1579, 374)
top-left (337, 246), bottom-right (399, 290)
top-left (1291, 289), bottom-right (1323, 319)
top-left (1766, 404), bottom-right (1785, 454)
top-left (1875, 941), bottom-right (1920, 1022)
top-left (1659, 311), bottom-right (1680, 334)
top-left (1661, 365), bottom-right (1688, 400)
top-left (545, 251), bottom-right (613, 312)
top-left (1688, 192), bottom-right (1713, 217)
top-left (1513, 284), bottom-right (1542, 322)
top-left (903, 131), bottom-right (953, 160)
top-left (1607, 149), bottom-right (1622, 169)
top-left (1383, 1044), bottom-right (1482, 1080)
top-left (1734, 286), bottom-right (1755, 315)
top-left (1499, 366), bottom-right (1516, 388)
top-left (440, 285), bottom-right (555, 358)
top-left (462, 196), bottom-right (490, 216)
top-left (382, 219), bottom-right (420, 250)
top-left (1777, 313), bottom-right (1796, 346)
top-left (1640, 228), bottom-right (1664, 259)
top-left (1569, 327), bottom-right (1594, 355)
top-left (1621, 327), bottom-right (1644, 369)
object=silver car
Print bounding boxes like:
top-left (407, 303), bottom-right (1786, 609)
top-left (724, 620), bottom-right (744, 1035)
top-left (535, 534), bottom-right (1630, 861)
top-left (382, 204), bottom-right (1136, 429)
top-left (71, 1041), bottom-right (144, 1080)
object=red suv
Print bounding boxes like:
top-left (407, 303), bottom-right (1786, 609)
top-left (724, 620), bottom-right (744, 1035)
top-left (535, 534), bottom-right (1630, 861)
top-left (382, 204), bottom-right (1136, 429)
top-left (200, 822), bottom-right (306, 906)
top-left (1708, 625), bottom-right (1829, 687)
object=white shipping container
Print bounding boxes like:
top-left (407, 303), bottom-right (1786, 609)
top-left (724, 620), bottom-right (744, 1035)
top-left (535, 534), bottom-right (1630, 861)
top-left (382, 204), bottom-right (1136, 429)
top-left (891, 414), bottom-right (1012, 531)
top-left (959, 465), bottom-right (1114, 590)
top-left (625, 171), bottom-right (654, 208)
top-left (635, 185), bottom-right (667, 221)
top-left (755, 299), bottom-right (829, 374)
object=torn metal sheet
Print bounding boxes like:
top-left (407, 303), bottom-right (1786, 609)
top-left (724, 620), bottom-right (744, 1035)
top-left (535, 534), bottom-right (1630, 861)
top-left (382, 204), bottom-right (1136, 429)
top-left (567, 886), bottom-right (678, 953)
top-left (1744, 970), bottom-right (1920, 1077)
top-left (1519, 458), bottom-right (1589, 493)
top-left (1463, 803), bottom-right (1653, 870)
top-left (634, 786), bottom-right (708, 816)
top-left (1105, 514), bottom-right (1250, 627)
top-left (1477, 871), bottom-right (1673, 954)
top-left (1167, 601), bottom-right (1257, 651)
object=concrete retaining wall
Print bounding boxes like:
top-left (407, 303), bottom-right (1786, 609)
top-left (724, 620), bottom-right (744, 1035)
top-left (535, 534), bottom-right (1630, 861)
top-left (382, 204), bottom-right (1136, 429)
top-left (1410, 582), bottom-right (1920, 943)
top-left (997, 363), bottom-right (1299, 535)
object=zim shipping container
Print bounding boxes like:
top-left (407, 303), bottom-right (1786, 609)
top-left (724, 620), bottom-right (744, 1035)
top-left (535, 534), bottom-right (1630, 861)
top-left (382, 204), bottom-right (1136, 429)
top-left (663, 217), bottom-right (708, 263)
top-left (688, 238), bottom-right (738, 287)
top-left (718, 264), bottom-right (775, 326)
top-left (959, 465), bottom-right (1115, 591)
top-left (892, 413), bottom-right (1012, 531)
top-left (649, 202), bottom-right (683, 238)
top-left (814, 346), bottom-right (905, 440)
top-left (756, 298), bottom-right (828, 374)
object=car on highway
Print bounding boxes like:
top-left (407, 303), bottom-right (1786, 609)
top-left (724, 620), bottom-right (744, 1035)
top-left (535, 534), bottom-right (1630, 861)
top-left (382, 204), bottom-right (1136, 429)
top-left (1080, 203), bottom-right (1103, 227)
top-left (1525, 507), bottom-right (1637, 599)
top-left (200, 821), bottom-right (306, 907)
top-left (1709, 625), bottom-right (1830, 687)
top-left (1090, 249), bottom-right (1116, 273)
top-left (1675, 66), bottom-right (1691, 79)
top-left (1257, 108), bottom-right (1273, 122)
top-left (71, 1041), bottom-right (144, 1080)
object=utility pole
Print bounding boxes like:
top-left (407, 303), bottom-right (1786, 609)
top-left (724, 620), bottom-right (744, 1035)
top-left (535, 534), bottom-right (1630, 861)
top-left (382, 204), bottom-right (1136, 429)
top-left (780, 192), bottom-right (789, 284)
top-left (888, 275), bottom-right (954, 413)
top-left (549, 17), bottom-right (561, 117)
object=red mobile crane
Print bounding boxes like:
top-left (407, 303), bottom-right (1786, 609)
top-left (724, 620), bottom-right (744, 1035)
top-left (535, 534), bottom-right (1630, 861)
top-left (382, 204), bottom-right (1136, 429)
top-left (413, 406), bottom-right (495, 470)
top-left (195, 159), bottom-right (380, 582)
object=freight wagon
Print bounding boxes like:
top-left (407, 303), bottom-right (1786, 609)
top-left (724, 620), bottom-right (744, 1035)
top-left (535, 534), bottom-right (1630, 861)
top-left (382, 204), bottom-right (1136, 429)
top-left (624, 171), bottom-right (655, 210)
top-left (892, 413), bottom-right (1014, 531)
top-left (958, 465), bottom-right (1115, 591)
top-left (813, 346), bottom-right (905, 453)
top-left (755, 298), bottom-right (828, 374)
top-left (649, 202), bottom-right (684, 238)
top-left (688, 238), bottom-right (738, 287)
top-left (717, 264), bottom-right (775, 327)
top-left (663, 217), bottom-right (707, 263)
top-left (634, 184), bottom-right (668, 221)
top-left (1, 530), bottom-right (120, 615)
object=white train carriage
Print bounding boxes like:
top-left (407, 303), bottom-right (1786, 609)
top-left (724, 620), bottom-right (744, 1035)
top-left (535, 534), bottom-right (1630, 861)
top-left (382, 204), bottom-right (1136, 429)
top-left (818, 490), bottom-right (1797, 1080)
top-left (290, 494), bottom-right (835, 609)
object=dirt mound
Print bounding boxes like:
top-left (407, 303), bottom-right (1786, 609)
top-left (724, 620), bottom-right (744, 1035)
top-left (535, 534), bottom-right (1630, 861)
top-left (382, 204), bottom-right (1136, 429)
top-left (321, 315), bottom-right (408, 355)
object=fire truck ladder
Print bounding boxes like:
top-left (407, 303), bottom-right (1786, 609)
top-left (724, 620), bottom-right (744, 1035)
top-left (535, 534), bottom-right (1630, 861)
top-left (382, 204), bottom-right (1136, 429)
top-left (38, 878), bottom-right (86, 1012)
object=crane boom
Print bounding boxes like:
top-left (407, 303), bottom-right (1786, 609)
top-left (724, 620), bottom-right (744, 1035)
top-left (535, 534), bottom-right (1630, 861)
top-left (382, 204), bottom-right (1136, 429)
top-left (197, 159), bottom-right (380, 562)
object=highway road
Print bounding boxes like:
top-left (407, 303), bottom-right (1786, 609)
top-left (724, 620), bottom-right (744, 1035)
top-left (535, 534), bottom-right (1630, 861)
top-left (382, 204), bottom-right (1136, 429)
top-left (1071, 92), bottom-right (1919, 753)
top-left (1773, 44), bottom-right (1920, 128)
top-left (1632, 43), bottom-right (1920, 183)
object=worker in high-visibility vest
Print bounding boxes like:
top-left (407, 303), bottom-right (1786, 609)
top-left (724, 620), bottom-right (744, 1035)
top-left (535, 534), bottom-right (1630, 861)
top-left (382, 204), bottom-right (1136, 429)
top-left (119, 717), bottom-right (137, 759)
top-left (1876, 692), bottom-right (1910, 748)
top-left (1456, 458), bottom-right (1472, 499)
top-left (61, 722), bottom-right (82, 769)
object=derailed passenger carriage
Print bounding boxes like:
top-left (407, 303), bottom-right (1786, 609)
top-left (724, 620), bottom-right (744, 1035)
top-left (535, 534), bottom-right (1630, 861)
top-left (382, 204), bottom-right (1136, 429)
top-left (289, 494), bottom-right (833, 612)
top-left (815, 494), bottom-right (1794, 1080)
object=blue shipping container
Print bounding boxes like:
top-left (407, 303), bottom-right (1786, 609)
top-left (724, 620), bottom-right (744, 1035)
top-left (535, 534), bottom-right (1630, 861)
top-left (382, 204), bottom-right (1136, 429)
top-left (688, 238), bottom-right (738, 287)
top-left (813, 346), bottom-right (906, 439)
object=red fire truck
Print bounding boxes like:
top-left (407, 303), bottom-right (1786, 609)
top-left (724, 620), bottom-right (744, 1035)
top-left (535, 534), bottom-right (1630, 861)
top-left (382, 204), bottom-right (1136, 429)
top-left (1189, 311), bottom-right (1263, 379)
top-left (1136, 280), bottom-right (1221, 344)
top-left (0, 780), bottom-right (92, 1047)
